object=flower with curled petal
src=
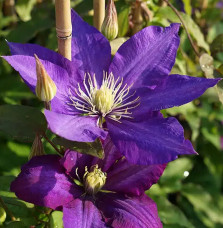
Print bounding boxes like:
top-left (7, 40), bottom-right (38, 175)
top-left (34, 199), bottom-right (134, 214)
top-left (3, 9), bottom-right (220, 165)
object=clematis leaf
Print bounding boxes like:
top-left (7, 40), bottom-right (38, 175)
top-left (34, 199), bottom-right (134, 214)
top-left (117, 4), bottom-right (130, 37)
top-left (15, 0), bottom-right (36, 22)
top-left (0, 176), bottom-right (39, 227)
top-left (50, 211), bottom-right (63, 228)
top-left (0, 105), bottom-right (47, 142)
top-left (0, 206), bottom-right (6, 225)
top-left (182, 184), bottom-right (223, 226)
top-left (147, 195), bottom-right (195, 228)
top-left (5, 221), bottom-right (26, 228)
top-left (53, 137), bottom-right (104, 159)
top-left (158, 158), bottom-right (194, 193)
top-left (210, 34), bottom-right (223, 55)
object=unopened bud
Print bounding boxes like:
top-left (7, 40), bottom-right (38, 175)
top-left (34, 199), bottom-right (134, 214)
top-left (101, 0), bottom-right (118, 41)
top-left (29, 134), bottom-right (45, 160)
top-left (35, 54), bottom-right (57, 102)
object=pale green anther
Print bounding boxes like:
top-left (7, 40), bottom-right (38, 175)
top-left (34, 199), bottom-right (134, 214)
top-left (83, 165), bottom-right (107, 195)
top-left (35, 54), bottom-right (57, 102)
top-left (94, 85), bottom-right (115, 115)
top-left (101, 0), bottom-right (118, 41)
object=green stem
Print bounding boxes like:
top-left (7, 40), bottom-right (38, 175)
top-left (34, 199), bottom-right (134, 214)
top-left (163, 0), bottom-right (200, 57)
top-left (42, 133), bottom-right (62, 156)
top-left (0, 196), bottom-right (16, 221)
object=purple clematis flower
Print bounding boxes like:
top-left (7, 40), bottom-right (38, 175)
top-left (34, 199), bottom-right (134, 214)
top-left (11, 137), bottom-right (165, 228)
top-left (3, 10), bottom-right (219, 165)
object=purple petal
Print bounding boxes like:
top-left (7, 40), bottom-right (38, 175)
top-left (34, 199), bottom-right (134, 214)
top-left (107, 116), bottom-right (196, 165)
top-left (105, 160), bottom-right (165, 196)
top-left (97, 193), bottom-right (162, 228)
top-left (2, 55), bottom-right (70, 93)
top-left (63, 199), bottom-right (106, 228)
top-left (61, 136), bottom-right (122, 179)
top-left (44, 110), bottom-right (107, 142)
top-left (10, 155), bottom-right (81, 210)
top-left (71, 10), bottom-right (111, 85)
top-left (97, 135), bottom-right (123, 172)
top-left (133, 75), bottom-right (220, 116)
top-left (7, 41), bottom-right (67, 68)
top-left (109, 23), bottom-right (180, 88)
top-left (2, 54), bottom-right (83, 115)
top-left (61, 150), bottom-right (94, 179)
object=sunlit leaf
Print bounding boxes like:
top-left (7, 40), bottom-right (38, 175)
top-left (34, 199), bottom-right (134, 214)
top-left (0, 105), bottom-right (47, 142)
top-left (53, 137), bottom-right (104, 159)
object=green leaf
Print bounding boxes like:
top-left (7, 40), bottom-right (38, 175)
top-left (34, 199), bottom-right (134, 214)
top-left (0, 105), bottom-right (47, 142)
top-left (182, 184), bottom-right (223, 226)
top-left (50, 211), bottom-right (63, 228)
top-left (117, 6), bottom-right (130, 37)
top-left (181, 0), bottom-right (192, 15)
top-left (110, 37), bottom-right (128, 56)
top-left (15, 0), bottom-right (36, 22)
top-left (5, 221), bottom-right (26, 228)
top-left (6, 9), bottom-right (54, 43)
top-left (0, 206), bottom-right (6, 225)
top-left (53, 137), bottom-right (104, 159)
top-left (149, 195), bottom-right (194, 228)
top-left (210, 34), bottom-right (223, 55)
top-left (159, 158), bottom-right (194, 193)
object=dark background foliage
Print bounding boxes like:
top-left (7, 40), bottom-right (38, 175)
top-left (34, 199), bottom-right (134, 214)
top-left (0, 0), bottom-right (223, 227)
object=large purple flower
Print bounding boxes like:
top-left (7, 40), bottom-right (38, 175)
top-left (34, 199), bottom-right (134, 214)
top-left (3, 10), bottom-right (219, 165)
top-left (11, 137), bottom-right (165, 228)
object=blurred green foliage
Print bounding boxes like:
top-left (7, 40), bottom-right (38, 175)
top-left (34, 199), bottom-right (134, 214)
top-left (0, 0), bottom-right (223, 227)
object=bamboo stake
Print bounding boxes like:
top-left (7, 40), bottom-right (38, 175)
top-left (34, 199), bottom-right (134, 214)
top-left (93, 0), bottom-right (105, 31)
top-left (55, 0), bottom-right (72, 60)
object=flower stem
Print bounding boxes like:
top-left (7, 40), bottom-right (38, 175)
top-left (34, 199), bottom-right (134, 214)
top-left (162, 0), bottom-right (200, 58)
top-left (55, 0), bottom-right (72, 60)
top-left (131, 0), bottom-right (143, 35)
top-left (93, 0), bottom-right (105, 31)
top-left (0, 196), bottom-right (16, 221)
top-left (42, 132), bottom-right (62, 156)
top-left (3, 0), bottom-right (15, 16)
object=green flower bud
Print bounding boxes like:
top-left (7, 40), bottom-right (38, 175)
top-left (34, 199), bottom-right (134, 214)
top-left (101, 0), bottom-right (118, 41)
top-left (83, 165), bottom-right (107, 195)
top-left (29, 134), bottom-right (45, 160)
top-left (35, 54), bottom-right (57, 102)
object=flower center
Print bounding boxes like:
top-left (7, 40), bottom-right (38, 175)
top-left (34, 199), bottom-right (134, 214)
top-left (93, 85), bottom-right (114, 114)
top-left (68, 72), bottom-right (140, 122)
top-left (83, 165), bottom-right (107, 195)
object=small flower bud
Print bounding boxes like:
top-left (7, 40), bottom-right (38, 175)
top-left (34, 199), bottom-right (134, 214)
top-left (29, 134), bottom-right (45, 160)
top-left (35, 54), bottom-right (57, 102)
top-left (101, 0), bottom-right (118, 41)
top-left (83, 165), bottom-right (107, 195)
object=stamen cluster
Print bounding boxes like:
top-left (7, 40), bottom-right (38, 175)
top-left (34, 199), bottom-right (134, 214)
top-left (83, 165), bottom-right (107, 195)
top-left (68, 72), bottom-right (140, 122)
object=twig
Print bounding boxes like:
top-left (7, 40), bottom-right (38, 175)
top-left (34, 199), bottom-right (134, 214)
top-left (131, 0), bottom-right (143, 35)
top-left (93, 0), bottom-right (105, 31)
top-left (0, 196), bottom-right (16, 221)
top-left (3, 0), bottom-right (15, 16)
top-left (55, 0), bottom-right (72, 60)
top-left (163, 0), bottom-right (200, 58)
top-left (42, 132), bottom-right (62, 156)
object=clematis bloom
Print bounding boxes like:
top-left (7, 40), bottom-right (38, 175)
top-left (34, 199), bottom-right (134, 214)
top-left (11, 138), bottom-right (165, 228)
top-left (3, 10), bottom-right (219, 165)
